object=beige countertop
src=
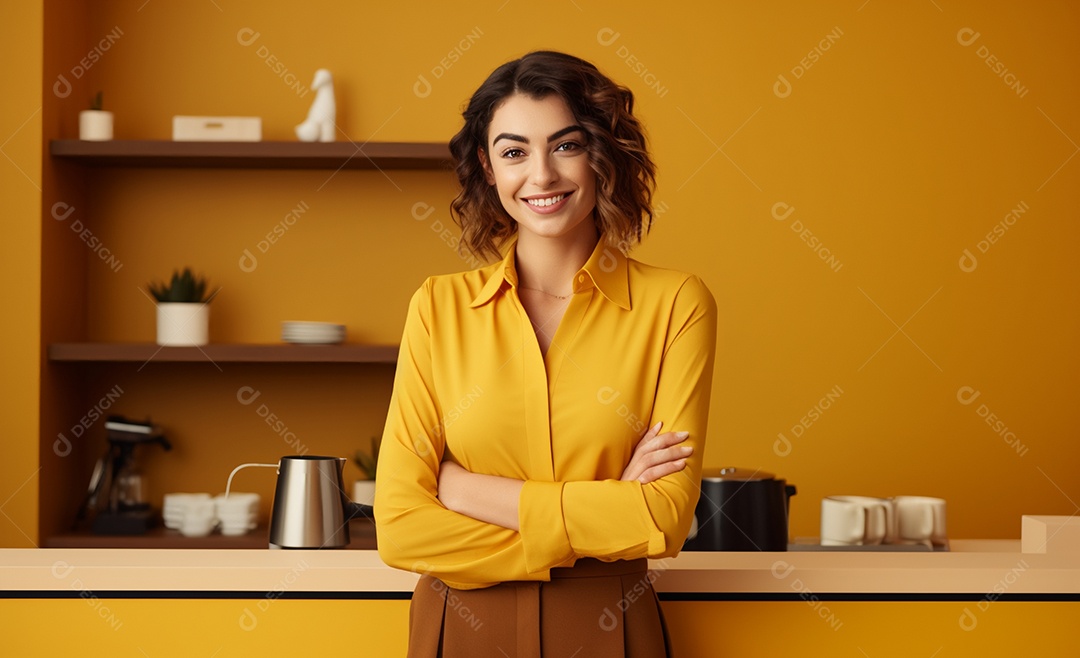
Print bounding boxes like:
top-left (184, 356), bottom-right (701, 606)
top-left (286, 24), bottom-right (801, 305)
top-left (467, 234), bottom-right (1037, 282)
top-left (2, 539), bottom-right (1076, 596)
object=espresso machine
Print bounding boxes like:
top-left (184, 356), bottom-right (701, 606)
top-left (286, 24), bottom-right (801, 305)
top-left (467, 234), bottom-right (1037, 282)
top-left (77, 416), bottom-right (172, 535)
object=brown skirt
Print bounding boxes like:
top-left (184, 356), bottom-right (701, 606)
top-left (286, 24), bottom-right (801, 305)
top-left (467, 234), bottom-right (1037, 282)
top-left (408, 558), bottom-right (672, 657)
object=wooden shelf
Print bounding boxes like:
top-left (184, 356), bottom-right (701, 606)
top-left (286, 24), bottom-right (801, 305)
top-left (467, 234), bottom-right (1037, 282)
top-left (50, 139), bottom-right (452, 170)
top-left (44, 519), bottom-right (377, 549)
top-left (48, 342), bottom-right (398, 363)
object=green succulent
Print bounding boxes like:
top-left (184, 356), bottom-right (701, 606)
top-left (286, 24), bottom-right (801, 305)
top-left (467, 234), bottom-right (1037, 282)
top-left (148, 268), bottom-right (218, 303)
top-left (354, 436), bottom-right (382, 480)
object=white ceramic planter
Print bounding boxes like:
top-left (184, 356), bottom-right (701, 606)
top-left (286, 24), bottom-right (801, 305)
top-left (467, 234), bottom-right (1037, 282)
top-left (156, 302), bottom-right (209, 346)
top-left (79, 110), bottom-right (114, 141)
top-left (352, 480), bottom-right (375, 506)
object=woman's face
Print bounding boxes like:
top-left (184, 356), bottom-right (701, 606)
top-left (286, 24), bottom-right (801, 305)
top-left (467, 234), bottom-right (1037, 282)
top-left (481, 93), bottom-right (598, 242)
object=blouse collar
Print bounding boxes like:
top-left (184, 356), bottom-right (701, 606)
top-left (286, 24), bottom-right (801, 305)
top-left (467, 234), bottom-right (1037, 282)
top-left (470, 234), bottom-right (631, 310)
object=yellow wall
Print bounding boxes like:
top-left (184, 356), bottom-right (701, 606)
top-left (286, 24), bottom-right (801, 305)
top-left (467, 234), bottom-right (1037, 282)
top-left (10, 0), bottom-right (1080, 543)
top-left (0, 1), bottom-right (43, 548)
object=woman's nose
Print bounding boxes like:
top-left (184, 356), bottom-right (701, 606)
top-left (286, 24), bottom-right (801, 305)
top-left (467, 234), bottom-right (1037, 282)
top-left (529, 153), bottom-right (559, 187)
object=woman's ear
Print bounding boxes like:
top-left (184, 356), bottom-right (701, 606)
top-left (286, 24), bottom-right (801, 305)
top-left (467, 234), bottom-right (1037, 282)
top-left (477, 146), bottom-right (495, 185)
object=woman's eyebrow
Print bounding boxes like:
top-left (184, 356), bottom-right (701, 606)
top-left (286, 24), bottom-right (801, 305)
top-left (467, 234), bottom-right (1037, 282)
top-left (492, 125), bottom-right (585, 146)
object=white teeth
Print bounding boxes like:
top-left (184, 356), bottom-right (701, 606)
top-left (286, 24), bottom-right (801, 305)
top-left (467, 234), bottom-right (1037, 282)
top-left (526, 194), bottom-right (564, 207)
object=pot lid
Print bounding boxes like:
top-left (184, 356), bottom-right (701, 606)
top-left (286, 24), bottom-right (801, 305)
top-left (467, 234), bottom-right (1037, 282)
top-left (701, 467), bottom-right (776, 481)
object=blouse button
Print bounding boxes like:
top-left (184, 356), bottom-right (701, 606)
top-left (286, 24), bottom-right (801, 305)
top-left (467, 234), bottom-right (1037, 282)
top-left (578, 275), bottom-right (585, 283)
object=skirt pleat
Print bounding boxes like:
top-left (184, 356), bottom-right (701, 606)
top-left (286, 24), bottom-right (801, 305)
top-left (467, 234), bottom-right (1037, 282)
top-left (407, 558), bottom-right (672, 658)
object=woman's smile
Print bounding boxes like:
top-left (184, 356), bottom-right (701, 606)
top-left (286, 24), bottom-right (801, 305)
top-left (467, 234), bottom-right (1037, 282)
top-left (523, 190), bottom-right (573, 212)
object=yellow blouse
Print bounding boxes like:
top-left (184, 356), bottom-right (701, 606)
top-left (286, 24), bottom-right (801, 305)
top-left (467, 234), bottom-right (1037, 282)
top-left (375, 235), bottom-right (717, 590)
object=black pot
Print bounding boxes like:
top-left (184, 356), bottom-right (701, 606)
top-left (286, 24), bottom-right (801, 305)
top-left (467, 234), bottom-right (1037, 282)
top-left (683, 467), bottom-right (796, 551)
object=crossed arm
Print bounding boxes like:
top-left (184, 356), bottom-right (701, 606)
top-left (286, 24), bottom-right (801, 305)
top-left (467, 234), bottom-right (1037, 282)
top-left (436, 421), bottom-right (693, 530)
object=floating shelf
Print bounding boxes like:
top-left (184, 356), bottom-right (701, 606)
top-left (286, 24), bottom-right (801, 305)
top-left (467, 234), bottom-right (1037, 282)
top-left (50, 139), bottom-right (452, 170)
top-left (48, 342), bottom-right (398, 364)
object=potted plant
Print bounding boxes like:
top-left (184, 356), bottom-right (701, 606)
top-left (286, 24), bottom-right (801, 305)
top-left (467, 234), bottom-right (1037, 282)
top-left (147, 268), bottom-right (218, 346)
top-left (352, 436), bottom-right (381, 506)
top-left (79, 91), bottom-right (113, 141)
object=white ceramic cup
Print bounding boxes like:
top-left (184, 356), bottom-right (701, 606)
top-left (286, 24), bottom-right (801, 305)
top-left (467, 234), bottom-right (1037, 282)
top-left (892, 496), bottom-right (947, 546)
top-left (179, 499), bottom-right (217, 537)
top-left (163, 493), bottom-right (211, 530)
top-left (821, 496), bottom-right (894, 546)
top-left (353, 480), bottom-right (376, 506)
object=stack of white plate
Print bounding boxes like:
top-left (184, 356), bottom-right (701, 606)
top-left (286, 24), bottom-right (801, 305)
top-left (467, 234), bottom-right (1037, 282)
top-left (162, 493), bottom-right (211, 530)
top-left (281, 321), bottom-right (346, 345)
top-left (213, 492), bottom-right (260, 536)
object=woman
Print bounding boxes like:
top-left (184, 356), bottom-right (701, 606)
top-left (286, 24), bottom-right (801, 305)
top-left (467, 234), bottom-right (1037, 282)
top-left (375, 50), bottom-right (717, 657)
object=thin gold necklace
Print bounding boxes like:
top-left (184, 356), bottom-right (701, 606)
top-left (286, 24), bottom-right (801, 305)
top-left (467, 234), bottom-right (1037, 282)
top-left (519, 286), bottom-right (571, 300)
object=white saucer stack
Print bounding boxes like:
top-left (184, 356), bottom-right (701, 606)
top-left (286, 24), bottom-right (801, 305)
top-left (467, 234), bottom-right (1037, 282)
top-left (162, 492), bottom-right (261, 537)
top-left (162, 493), bottom-right (211, 531)
top-left (281, 321), bottom-right (346, 345)
top-left (213, 492), bottom-right (260, 536)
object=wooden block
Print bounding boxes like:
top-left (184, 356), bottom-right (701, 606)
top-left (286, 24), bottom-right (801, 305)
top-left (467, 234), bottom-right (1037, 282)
top-left (1022, 515), bottom-right (1080, 554)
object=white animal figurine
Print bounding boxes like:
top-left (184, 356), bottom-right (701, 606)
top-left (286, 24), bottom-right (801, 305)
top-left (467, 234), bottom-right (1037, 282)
top-left (295, 69), bottom-right (336, 142)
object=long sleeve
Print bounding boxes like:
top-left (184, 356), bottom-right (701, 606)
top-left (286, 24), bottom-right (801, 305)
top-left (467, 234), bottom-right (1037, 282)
top-left (375, 279), bottom-right (551, 590)
top-left (517, 274), bottom-right (718, 571)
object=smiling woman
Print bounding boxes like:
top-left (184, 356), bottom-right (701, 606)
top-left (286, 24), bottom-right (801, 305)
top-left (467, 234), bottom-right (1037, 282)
top-left (375, 50), bottom-right (717, 658)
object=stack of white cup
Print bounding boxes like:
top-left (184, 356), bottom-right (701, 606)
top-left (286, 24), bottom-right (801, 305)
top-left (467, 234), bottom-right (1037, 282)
top-left (163, 493), bottom-right (213, 536)
top-left (214, 492), bottom-right (260, 536)
top-left (162, 492), bottom-right (260, 537)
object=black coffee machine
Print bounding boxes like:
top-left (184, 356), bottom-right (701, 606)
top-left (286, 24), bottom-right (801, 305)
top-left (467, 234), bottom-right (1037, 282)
top-left (683, 467), bottom-right (796, 551)
top-left (76, 416), bottom-right (171, 535)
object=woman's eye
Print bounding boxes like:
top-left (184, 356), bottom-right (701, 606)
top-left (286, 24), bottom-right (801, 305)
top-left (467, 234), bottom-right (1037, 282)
top-left (501, 148), bottom-right (525, 159)
top-left (555, 141), bottom-right (582, 152)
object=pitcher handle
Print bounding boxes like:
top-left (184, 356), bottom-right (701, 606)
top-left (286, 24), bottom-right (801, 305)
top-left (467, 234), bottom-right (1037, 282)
top-left (225, 462), bottom-right (279, 498)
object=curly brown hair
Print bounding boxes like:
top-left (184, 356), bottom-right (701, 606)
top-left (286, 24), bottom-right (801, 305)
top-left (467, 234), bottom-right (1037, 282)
top-left (449, 50), bottom-right (658, 263)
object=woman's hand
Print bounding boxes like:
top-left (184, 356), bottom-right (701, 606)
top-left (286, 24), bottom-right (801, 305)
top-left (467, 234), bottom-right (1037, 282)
top-left (620, 421), bottom-right (693, 484)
